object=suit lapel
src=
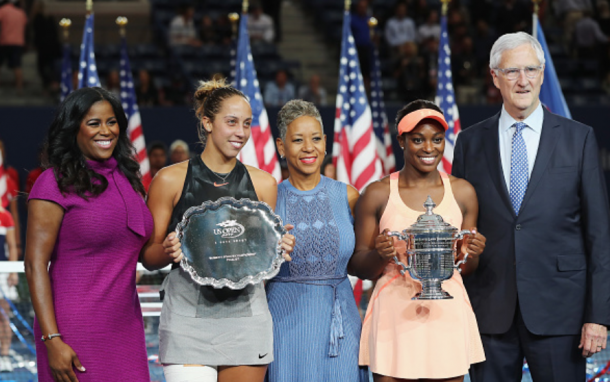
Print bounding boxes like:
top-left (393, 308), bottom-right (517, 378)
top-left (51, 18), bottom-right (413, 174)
top-left (519, 108), bottom-right (561, 214)
top-left (483, 113), bottom-right (514, 216)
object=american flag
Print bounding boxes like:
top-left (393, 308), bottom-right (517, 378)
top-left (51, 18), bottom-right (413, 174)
top-left (0, 154), bottom-right (8, 208)
top-left (535, 19), bottom-right (572, 118)
top-left (119, 36), bottom-right (151, 188)
top-left (434, 14), bottom-right (461, 174)
top-left (60, 43), bottom-right (72, 102)
top-left (234, 13), bottom-right (280, 182)
top-left (77, 13), bottom-right (100, 89)
top-left (370, 46), bottom-right (395, 175)
top-left (333, 10), bottom-right (382, 191)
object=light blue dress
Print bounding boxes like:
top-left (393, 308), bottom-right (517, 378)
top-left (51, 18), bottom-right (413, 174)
top-left (265, 176), bottom-right (368, 381)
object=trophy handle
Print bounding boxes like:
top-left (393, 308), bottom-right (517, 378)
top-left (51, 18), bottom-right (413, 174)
top-left (387, 231), bottom-right (411, 275)
top-left (453, 229), bottom-right (473, 273)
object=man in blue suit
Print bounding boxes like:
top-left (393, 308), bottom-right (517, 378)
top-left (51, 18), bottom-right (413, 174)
top-left (453, 32), bottom-right (609, 381)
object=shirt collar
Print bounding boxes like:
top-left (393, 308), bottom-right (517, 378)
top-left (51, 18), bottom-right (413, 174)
top-left (499, 102), bottom-right (544, 134)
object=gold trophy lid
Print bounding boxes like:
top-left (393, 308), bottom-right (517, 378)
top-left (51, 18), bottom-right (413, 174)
top-left (407, 196), bottom-right (458, 233)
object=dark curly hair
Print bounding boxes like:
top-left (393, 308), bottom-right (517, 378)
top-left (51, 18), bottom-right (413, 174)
top-left (42, 87), bottom-right (145, 198)
top-left (394, 99), bottom-right (443, 136)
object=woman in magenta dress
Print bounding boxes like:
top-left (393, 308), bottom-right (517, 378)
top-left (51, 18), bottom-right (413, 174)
top-left (25, 87), bottom-right (152, 381)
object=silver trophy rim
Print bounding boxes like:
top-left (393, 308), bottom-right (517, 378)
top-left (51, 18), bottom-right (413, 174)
top-left (175, 196), bottom-right (287, 289)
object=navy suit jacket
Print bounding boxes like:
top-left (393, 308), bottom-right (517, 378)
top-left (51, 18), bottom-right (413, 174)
top-left (452, 107), bottom-right (610, 336)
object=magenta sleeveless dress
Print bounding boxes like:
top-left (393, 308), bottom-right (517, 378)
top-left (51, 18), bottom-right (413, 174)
top-left (359, 171), bottom-right (485, 379)
top-left (28, 158), bottom-right (152, 381)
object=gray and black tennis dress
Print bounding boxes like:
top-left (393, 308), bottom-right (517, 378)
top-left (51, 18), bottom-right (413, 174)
top-left (158, 157), bottom-right (274, 366)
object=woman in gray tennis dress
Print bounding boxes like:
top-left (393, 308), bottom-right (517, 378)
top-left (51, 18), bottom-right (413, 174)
top-left (140, 78), bottom-right (294, 382)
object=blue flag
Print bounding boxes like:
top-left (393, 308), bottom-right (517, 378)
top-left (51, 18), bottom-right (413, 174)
top-left (536, 22), bottom-right (571, 119)
top-left (78, 13), bottom-right (101, 88)
top-left (60, 43), bottom-right (72, 101)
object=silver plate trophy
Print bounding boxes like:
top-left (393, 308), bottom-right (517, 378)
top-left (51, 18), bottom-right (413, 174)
top-left (175, 197), bottom-right (287, 290)
top-left (388, 196), bottom-right (472, 300)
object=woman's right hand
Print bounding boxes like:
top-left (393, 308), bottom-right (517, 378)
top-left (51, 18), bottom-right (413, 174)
top-left (46, 339), bottom-right (85, 382)
top-left (163, 232), bottom-right (183, 263)
top-left (375, 229), bottom-right (396, 260)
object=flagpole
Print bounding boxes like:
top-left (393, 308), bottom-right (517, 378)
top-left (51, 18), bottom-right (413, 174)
top-left (345, 0), bottom-right (351, 12)
top-left (59, 18), bottom-right (71, 42)
top-left (116, 16), bottom-right (128, 38)
top-left (242, 0), bottom-right (249, 14)
top-left (532, 0), bottom-right (541, 39)
top-left (441, 0), bottom-right (450, 16)
top-left (367, 17), bottom-right (377, 40)
top-left (86, 0), bottom-right (93, 16)
top-left (229, 13), bottom-right (239, 39)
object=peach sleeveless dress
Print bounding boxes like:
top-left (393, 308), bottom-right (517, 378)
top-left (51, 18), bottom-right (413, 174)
top-left (359, 172), bottom-right (485, 379)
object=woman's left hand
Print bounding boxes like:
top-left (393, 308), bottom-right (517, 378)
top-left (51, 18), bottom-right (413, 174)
top-left (280, 224), bottom-right (295, 262)
top-left (463, 228), bottom-right (486, 258)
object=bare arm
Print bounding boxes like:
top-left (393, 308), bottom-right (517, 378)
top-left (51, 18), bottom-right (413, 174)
top-left (5, 227), bottom-right (18, 286)
top-left (346, 184), bottom-right (360, 216)
top-left (139, 164), bottom-right (186, 270)
top-left (451, 176), bottom-right (486, 276)
top-left (25, 199), bottom-right (85, 381)
top-left (8, 198), bottom-right (21, 258)
top-left (347, 180), bottom-right (393, 280)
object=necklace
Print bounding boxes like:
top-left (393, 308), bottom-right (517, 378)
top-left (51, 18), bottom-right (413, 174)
top-left (210, 168), bottom-right (233, 187)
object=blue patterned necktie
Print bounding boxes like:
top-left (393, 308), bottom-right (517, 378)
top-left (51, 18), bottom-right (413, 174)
top-left (510, 122), bottom-right (529, 215)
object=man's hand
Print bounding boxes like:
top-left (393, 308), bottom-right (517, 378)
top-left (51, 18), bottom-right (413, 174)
top-left (579, 323), bottom-right (607, 357)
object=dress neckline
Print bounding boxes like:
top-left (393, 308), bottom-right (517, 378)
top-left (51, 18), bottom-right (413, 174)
top-left (86, 157), bottom-right (118, 174)
top-left (390, 171), bottom-right (450, 215)
top-left (284, 175), bottom-right (326, 195)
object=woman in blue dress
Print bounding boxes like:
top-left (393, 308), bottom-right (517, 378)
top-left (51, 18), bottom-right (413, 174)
top-left (266, 100), bottom-right (368, 381)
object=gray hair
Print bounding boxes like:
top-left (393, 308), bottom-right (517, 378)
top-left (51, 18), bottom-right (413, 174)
top-left (277, 99), bottom-right (324, 140)
top-left (169, 139), bottom-right (190, 155)
top-left (489, 32), bottom-right (545, 70)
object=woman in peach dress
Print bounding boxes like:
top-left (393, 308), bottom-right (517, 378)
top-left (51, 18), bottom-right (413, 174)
top-left (348, 100), bottom-right (486, 382)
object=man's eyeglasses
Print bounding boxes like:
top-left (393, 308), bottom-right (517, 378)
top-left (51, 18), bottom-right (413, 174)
top-left (493, 66), bottom-right (543, 80)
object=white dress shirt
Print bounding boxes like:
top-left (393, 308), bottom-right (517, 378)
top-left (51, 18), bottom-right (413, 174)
top-left (498, 102), bottom-right (544, 190)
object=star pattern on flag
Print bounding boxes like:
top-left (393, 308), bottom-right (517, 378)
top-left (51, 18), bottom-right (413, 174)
top-left (370, 47), bottom-right (395, 175)
top-left (234, 13), bottom-right (280, 182)
top-left (434, 16), bottom-right (461, 174)
top-left (119, 36), bottom-right (150, 186)
top-left (78, 13), bottom-right (100, 89)
top-left (60, 43), bottom-right (72, 102)
top-left (333, 10), bottom-right (382, 191)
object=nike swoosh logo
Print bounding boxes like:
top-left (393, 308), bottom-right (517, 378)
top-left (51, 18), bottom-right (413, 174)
top-left (214, 182), bottom-right (229, 187)
top-left (258, 353), bottom-right (267, 359)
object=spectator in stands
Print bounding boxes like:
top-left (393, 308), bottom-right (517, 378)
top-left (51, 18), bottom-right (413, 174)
top-left (298, 74), bottom-right (327, 106)
top-left (263, 0), bottom-right (282, 42)
top-left (410, 0), bottom-right (431, 25)
top-left (0, 0), bottom-right (27, 94)
top-left (148, 141), bottom-right (167, 180)
top-left (248, 4), bottom-right (274, 44)
top-left (474, 20), bottom-right (497, 76)
top-left (160, 74), bottom-right (188, 106)
top-left (574, 9), bottom-right (610, 58)
top-left (169, 5), bottom-right (201, 47)
top-left (597, 0), bottom-right (610, 36)
top-left (421, 37), bottom-right (440, 99)
top-left (199, 15), bottom-right (217, 45)
top-left (556, 0), bottom-right (593, 47)
top-left (105, 70), bottom-right (121, 99)
top-left (264, 69), bottom-right (295, 107)
top-left (384, 2), bottom-right (417, 55)
top-left (351, 0), bottom-right (373, 80)
top-left (135, 69), bottom-right (159, 107)
top-left (0, 139), bottom-right (21, 258)
top-left (495, 0), bottom-right (531, 36)
top-left (0, 205), bottom-right (17, 373)
top-left (32, 1), bottom-right (61, 97)
top-left (169, 139), bottom-right (190, 164)
top-left (320, 156), bottom-right (336, 180)
top-left (452, 37), bottom-right (477, 86)
top-left (418, 9), bottom-right (441, 43)
top-left (393, 41), bottom-right (425, 102)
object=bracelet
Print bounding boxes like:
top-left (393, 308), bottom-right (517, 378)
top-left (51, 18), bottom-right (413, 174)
top-left (41, 333), bottom-right (62, 342)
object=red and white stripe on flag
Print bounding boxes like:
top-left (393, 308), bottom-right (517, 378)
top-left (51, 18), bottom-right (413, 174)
top-left (238, 108), bottom-right (281, 181)
top-left (127, 112), bottom-right (151, 185)
top-left (333, 11), bottom-right (382, 191)
top-left (0, 155), bottom-right (8, 208)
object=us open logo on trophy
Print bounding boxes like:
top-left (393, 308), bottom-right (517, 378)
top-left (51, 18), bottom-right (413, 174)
top-left (214, 220), bottom-right (245, 239)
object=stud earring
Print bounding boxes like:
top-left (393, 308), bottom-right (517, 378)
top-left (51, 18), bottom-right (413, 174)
top-left (325, 151), bottom-right (328, 156)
